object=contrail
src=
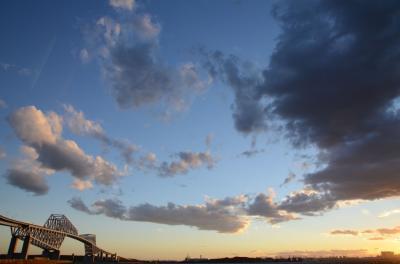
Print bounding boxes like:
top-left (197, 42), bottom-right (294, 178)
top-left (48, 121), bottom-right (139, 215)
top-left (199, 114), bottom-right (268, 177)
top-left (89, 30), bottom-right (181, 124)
top-left (31, 36), bottom-right (57, 90)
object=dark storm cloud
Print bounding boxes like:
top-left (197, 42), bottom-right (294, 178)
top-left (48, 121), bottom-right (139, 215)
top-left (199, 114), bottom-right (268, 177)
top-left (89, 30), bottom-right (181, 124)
top-left (260, 0), bottom-right (400, 147)
top-left (5, 168), bottom-right (49, 195)
top-left (205, 0), bottom-right (400, 211)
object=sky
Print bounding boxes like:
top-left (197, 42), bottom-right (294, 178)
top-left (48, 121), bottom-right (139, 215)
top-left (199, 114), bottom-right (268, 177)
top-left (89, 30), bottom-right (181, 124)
top-left (1, 0), bottom-right (400, 260)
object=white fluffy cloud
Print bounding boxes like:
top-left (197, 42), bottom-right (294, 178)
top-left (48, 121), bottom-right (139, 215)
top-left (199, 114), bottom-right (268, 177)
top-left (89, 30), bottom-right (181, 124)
top-left (7, 106), bottom-right (123, 194)
top-left (71, 179), bottom-right (94, 191)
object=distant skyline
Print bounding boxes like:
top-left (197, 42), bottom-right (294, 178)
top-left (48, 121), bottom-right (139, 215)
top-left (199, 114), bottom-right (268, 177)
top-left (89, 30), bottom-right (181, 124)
top-left (1, 0), bottom-right (400, 260)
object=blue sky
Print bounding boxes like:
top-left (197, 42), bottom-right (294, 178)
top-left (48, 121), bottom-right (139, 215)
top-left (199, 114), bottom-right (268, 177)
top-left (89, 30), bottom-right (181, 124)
top-left (1, 0), bottom-right (400, 260)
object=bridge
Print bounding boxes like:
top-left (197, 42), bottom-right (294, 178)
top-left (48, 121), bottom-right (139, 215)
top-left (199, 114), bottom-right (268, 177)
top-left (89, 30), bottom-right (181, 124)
top-left (0, 213), bottom-right (119, 262)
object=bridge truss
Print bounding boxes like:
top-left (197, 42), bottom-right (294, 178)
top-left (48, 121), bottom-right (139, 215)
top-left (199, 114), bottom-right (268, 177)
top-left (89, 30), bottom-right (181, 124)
top-left (0, 213), bottom-right (118, 261)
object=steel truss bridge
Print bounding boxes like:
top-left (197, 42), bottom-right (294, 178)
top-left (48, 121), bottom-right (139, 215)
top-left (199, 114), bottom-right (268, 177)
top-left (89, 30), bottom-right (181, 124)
top-left (0, 213), bottom-right (119, 262)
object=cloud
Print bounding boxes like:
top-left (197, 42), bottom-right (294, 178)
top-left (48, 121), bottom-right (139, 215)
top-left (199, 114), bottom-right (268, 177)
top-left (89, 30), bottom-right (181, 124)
top-left (71, 179), bottom-right (93, 191)
top-left (330, 230), bottom-right (359, 236)
top-left (265, 0), bottom-right (400, 203)
top-left (280, 172), bottom-right (296, 187)
top-left (379, 209), bottom-right (400, 218)
top-left (0, 62), bottom-right (33, 77)
top-left (375, 226), bottom-right (400, 236)
top-left (247, 191), bottom-right (299, 224)
top-left (64, 104), bottom-right (138, 163)
top-left (368, 237), bottom-right (385, 241)
top-left (73, 187), bottom-right (361, 231)
top-left (6, 169), bottom-right (49, 196)
top-left (109, 0), bottom-right (135, 11)
top-left (201, 50), bottom-right (265, 133)
top-left (328, 225), bottom-right (400, 241)
top-left (239, 149), bottom-right (265, 158)
top-left (274, 249), bottom-right (370, 258)
top-left (4, 148), bottom-right (53, 196)
top-left (86, 5), bottom-right (210, 117)
top-left (0, 98), bottom-right (7, 108)
top-left (205, 133), bottom-right (213, 149)
top-left (69, 196), bottom-right (249, 233)
top-left (68, 197), bottom-right (93, 214)
top-left (107, 43), bottom-right (207, 113)
top-left (64, 105), bottom-right (215, 177)
top-left (0, 147), bottom-right (6, 159)
top-left (278, 190), bottom-right (336, 216)
top-left (203, 0), bottom-right (400, 214)
top-left (7, 106), bottom-right (123, 193)
top-left (93, 199), bottom-right (127, 219)
top-left (132, 14), bottom-right (161, 41)
top-left (127, 203), bottom-right (247, 233)
top-left (79, 49), bottom-right (90, 63)
top-left (158, 151), bottom-right (216, 177)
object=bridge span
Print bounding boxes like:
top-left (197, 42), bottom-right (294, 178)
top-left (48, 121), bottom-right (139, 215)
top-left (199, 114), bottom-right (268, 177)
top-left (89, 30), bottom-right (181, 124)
top-left (0, 213), bottom-right (119, 262)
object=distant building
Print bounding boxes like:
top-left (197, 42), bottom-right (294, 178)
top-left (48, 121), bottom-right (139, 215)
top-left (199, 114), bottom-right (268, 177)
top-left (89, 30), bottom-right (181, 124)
top-left (381, 251), bottom-right (395, 258)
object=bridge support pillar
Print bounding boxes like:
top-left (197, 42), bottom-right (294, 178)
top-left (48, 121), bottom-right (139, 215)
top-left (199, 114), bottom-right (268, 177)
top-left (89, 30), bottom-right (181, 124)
top-left (8, 235), bottom-right (18, 258)
top-left (84, 254), bottom-right (95, 263)
top-left (43, 249), bottom-right (60, 260)
top-left (21, 235), bottom-right (31, 260)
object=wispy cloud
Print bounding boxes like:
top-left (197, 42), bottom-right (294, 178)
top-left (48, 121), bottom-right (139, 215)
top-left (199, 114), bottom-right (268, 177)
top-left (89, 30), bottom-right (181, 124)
top-left (0, 62), bottom-right (33, 77)
top-left (378, 209), bottom-right (400, 218)
top-left (330, 230), bottom-right (359, 236)
top-left (0, 146), bottom-right (6, 159)
top-left (0, 98), bottom-right (7, 109)
top-left (329, 225), bottom-right (400, 241)
top-left (64, 104), bottom-right (139, 164)
top-left (280, 172), bottom-right (296, 187)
